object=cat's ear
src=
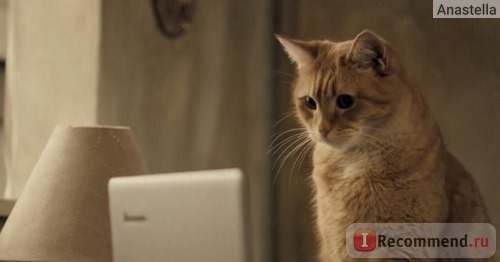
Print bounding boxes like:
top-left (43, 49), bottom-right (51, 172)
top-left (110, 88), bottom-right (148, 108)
top-left (276, 34), bottom-right (318, 68)
top-left (349, 30), bottom-right (393, 76)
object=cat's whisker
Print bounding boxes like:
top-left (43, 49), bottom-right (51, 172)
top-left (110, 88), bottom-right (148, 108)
top-left (276, 138), bottom-right (311, 182)
top-left (269, 132), bottom-right (302, 151)
top-left (290, 139), bottom-right (312, 170)
top-left (275, 70), bottom-right (296, 79)
top-left (289, 140), bottom-right (310, 180)
top-left (275, 135), bottom-right (309, 166)
top-left (291, 139), bottom-right (314, 181)
top-left (298, 141), bottom-right (315, 180)
top-left (269, 132), bottom-right (305, 155)
top-left (279, 80), bottom-right (295, 87)
top-left (272, 136), bottom-right (308, 183)
top-left (273, 136), bottom-right (307, 169)
top-left (270, 127), bottom-right (306, 141)
top-left (269, 128), bottom-right (306, 151)
top-left (273, 112), bottom-right (296, 128)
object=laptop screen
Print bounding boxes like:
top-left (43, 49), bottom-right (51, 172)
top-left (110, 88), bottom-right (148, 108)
top-left (108, 169), bottom-right (249, 262)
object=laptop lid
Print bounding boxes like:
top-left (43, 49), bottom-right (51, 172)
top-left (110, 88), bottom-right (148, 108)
top-left (108, 168), bottom-right (249, 262)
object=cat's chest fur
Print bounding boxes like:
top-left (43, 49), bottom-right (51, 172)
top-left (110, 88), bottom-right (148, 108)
top-left (311, 146), bottom-right (448, 260)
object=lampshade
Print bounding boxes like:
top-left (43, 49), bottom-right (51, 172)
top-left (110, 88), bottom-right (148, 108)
top-left (0, 126), bottom-right (146, 261)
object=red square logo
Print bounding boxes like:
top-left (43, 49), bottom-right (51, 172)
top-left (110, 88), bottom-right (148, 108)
top-left (353, 229), bottom-right (376, 251)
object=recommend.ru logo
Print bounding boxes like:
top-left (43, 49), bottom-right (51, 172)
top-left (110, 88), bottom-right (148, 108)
top-left (353, 229), bottom-right (377, 251)
top-left (346, 223), bottom-right (496, 258)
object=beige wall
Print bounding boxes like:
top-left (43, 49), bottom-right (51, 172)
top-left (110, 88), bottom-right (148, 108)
top-left (276, 0), bottom-right (500, 261)
top-left (96, 1), bottom-right (273, 261)
top-left (0, 0), bottom-right (7, 60)
top-left (0, 0), bottom-right (8, 195)
top-left (3, 0), bottom-right (101, 198)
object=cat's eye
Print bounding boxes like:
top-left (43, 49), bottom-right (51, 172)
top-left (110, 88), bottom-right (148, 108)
top-left (304, 96), bottom-right (317, 110)
top-left (336, 94), bottom-right (355, 109)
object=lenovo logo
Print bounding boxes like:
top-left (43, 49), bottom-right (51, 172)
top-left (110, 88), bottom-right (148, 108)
top-left (123, 213), bottom-right (147, 222)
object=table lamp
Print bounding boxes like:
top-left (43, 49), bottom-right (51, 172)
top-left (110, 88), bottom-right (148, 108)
top-left (0, 125), bottom-right (146, 261)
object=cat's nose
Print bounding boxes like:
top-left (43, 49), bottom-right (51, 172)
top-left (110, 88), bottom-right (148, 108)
top-left (318, 121), bottom-right (331, 137)
top-left (318, 127), bottom-right (330, 137)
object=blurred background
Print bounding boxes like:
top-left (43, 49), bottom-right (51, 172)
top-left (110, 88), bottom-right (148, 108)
top-left (0, 1), bottom-right (497, 262)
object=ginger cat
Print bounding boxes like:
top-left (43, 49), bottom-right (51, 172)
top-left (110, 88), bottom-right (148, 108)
top-left (276, 30), bottom-right (491, 261)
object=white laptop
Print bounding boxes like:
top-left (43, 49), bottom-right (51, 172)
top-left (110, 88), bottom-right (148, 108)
top-left (108, 168), bottom-right (250, 262)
